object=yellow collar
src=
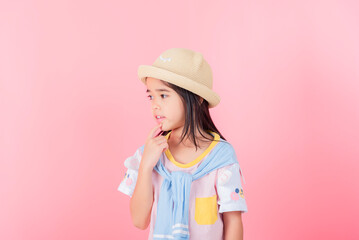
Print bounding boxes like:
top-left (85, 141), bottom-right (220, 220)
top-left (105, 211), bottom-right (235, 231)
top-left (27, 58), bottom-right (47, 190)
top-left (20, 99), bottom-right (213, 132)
top-left (164, 131), bottom-right (220, 168)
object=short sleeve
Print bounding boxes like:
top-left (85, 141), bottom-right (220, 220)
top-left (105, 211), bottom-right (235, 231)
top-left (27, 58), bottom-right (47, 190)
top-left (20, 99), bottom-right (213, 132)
top-left (216, 163), bottom-right (248, 213)
top-left (117, 147), bottom-right (142, 197)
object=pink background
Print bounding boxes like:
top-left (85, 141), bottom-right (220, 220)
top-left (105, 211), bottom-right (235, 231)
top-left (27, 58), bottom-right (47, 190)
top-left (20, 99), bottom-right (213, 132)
top-left (1, 0), bottom-right (359, 239)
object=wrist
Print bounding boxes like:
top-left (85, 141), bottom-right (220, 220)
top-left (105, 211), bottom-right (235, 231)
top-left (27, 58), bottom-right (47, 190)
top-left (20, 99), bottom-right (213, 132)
top-left (139, 162), bottom-right (155, 173)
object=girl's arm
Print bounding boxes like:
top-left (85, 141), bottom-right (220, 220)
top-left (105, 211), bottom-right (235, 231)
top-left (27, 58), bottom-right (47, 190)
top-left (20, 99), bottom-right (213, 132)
top-left (223, 211), bottom-right (244, 240)
top-left (129, 164), bottom-right (154, 230)
top-left (129, 123), bottom-right (168, 230)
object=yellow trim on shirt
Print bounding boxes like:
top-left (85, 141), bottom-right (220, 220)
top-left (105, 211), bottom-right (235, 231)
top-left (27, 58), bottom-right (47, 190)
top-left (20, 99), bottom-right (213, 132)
top-left (164, 130), bottom-right (220, 168)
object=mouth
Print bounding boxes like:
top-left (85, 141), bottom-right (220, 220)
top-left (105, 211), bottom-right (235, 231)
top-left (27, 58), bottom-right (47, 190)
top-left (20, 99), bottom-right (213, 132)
top-left (155, 115), bottom-right (166, 123)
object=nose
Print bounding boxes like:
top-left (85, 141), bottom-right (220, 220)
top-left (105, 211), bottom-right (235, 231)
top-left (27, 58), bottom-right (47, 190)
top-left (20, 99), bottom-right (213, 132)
top-left (152, 101), bottom-right (160, 110)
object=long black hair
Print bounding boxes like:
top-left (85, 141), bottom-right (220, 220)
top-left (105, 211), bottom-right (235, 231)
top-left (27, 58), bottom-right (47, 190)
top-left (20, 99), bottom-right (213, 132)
top-left (156, 80), bottom-right (226, 151)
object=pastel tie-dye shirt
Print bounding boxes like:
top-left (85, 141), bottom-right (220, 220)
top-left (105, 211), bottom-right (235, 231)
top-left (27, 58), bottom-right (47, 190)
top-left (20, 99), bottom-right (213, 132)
top-left (118, 131), bottom-right (248, 240)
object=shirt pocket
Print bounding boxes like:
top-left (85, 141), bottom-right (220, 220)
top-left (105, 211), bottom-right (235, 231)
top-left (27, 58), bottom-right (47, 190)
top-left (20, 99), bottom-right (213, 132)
top-left (194, 194), bottom-right (218, 225)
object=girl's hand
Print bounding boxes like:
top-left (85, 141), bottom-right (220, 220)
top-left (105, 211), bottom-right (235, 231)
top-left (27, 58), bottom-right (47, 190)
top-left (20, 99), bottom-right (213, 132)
top-left (140, 123), bottom-right (169, 170)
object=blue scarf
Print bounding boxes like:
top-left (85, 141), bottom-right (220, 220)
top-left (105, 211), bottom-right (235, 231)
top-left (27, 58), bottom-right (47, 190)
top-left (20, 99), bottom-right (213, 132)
top-left (139, 134), bottom-right (238, 240)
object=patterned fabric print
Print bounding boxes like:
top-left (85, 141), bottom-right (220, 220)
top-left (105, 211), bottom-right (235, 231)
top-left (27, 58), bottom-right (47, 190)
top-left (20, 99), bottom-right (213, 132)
top-left (216, 163), bottom-right (248, 213)
top-left (230, 188), bottom-right (244, 200)
top-left (124, 154), bottom-right (140, 170)
top-left (217, 169), bottom-right (232, 185)
top-left (124, 172), bottom-right (133, 186)
top-left (118, 148), bottom-right (142, 196)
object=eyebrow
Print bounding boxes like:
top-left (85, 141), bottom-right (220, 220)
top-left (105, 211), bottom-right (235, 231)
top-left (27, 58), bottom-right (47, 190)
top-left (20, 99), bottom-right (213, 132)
top-left (146, 88), bottom-right (171, 93)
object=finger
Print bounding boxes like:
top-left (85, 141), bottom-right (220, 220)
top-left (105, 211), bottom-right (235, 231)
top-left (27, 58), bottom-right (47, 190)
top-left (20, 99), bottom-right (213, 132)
top-left (161, 142), bottom-right (169, 151)
top-left (155, 136), bottom-right (168, 144)
top-left (148, 123), bottom-right (163, 139)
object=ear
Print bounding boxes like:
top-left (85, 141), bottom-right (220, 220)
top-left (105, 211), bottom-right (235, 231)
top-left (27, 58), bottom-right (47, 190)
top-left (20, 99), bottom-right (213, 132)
top-left (199, 97), bottom-right (204, 104)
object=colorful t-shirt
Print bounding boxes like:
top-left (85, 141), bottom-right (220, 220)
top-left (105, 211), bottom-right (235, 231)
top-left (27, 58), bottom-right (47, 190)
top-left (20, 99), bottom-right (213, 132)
top-left (118, 131), bottom-right (248, 240)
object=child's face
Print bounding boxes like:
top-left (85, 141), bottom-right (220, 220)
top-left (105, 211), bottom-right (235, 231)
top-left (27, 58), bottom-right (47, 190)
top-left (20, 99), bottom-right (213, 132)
top-left (145, 77), bottom-right (185, 132)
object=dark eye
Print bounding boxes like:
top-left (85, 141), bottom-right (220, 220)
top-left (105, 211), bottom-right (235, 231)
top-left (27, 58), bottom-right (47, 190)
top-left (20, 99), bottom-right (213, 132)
top-left (161, 94), bottom-right (168, 99)
top-left (147, 95), bottom-right (153, 100)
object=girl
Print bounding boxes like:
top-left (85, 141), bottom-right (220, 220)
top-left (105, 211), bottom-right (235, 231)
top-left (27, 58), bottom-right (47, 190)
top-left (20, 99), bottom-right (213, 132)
top-left (118, 48), bottom-right (248, 240)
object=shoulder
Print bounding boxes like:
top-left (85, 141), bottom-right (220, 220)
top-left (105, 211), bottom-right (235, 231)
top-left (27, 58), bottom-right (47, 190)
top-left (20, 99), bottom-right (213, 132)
top-left (134, 144), bottom-right (145, 155)
top-left (132, 144), bottom-right (146, 157)
top-left (213, 140), bottom-right (241, 174)
top-left (220, 140), bottom-right (236, 152)
top-left (124, 144), bottom-right (145, 171)
top-left (214, 139), bottom-right (238, 159)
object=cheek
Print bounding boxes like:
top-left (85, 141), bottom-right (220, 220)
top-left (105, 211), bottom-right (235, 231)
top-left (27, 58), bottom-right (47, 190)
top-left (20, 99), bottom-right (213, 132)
top-left (168, 100), bottom-right (185, 120)
top-left (175, 101), bottom-right (185, 118)
top-left (174, 105), bottom-right (185, 122)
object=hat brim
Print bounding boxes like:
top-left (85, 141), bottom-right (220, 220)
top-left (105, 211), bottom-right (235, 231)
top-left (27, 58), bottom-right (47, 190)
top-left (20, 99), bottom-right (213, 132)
top-left (138, 65), bottom-right (220, 108)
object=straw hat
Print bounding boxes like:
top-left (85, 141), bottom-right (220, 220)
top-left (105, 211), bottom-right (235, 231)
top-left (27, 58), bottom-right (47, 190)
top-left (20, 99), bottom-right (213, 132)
top-left (137, 48), bottom-right (221, 108)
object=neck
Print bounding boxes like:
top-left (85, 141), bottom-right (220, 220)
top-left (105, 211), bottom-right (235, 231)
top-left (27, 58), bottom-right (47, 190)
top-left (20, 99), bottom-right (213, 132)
top-left (168, 126), bottom-right (213, 148)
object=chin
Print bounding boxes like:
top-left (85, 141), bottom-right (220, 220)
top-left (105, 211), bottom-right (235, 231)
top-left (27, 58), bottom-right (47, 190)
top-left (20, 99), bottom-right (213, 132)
top-left (161, 124), bottom-right (173, 132)
top-left (161, 126), bottom-right (170, 132)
